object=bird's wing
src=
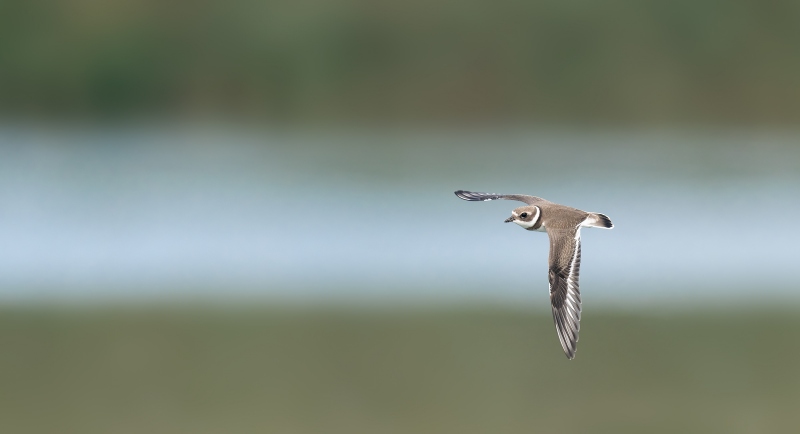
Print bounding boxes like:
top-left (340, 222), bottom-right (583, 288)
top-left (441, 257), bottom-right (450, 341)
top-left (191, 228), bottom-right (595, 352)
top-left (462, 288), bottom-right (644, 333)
top-left (546, 227), bottom-right (582, 359)
top-left (454, 190), bottom-right (544, 205)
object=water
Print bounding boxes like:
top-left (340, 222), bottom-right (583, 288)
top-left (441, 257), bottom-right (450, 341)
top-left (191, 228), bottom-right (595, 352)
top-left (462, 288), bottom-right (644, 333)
top-left (2, 125), bottom-right (798, 305)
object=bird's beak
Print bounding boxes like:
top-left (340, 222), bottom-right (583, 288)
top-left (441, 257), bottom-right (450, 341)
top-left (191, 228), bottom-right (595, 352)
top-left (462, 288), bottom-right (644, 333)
top-left (504, 216), bottom-right (515, 223)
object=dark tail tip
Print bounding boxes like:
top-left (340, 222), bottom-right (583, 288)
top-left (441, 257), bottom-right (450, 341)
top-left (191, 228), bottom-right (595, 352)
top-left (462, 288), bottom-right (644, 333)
top-left (595, 213), bottom-right (614, 229)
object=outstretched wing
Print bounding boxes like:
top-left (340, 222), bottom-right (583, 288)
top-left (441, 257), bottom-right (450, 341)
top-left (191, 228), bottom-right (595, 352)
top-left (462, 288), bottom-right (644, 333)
top-left (454, 190), bottom-right (544, 205)
top-left (547, 228), bottom-right (582, 360)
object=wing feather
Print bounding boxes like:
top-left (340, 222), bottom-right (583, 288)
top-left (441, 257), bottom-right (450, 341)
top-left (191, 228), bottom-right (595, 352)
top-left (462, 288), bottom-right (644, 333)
top-left (547, 229), bottom-right (582, 359)
top-left (454, 190), bottom-right (544, 205)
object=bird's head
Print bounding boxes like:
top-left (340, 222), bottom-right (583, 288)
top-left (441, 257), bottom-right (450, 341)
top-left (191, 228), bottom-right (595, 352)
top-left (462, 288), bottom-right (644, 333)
top-left (504, 206), bottom-right (541, 229)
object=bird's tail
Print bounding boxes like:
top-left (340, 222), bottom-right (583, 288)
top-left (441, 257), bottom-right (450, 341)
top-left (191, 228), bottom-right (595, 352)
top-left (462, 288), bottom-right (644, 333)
top-left (584, 212), bottom-right (613, 229)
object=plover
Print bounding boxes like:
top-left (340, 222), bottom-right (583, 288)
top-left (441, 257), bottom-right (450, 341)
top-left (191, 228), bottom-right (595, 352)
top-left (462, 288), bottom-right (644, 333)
top-left (454, 190), bottom-right (613, 359)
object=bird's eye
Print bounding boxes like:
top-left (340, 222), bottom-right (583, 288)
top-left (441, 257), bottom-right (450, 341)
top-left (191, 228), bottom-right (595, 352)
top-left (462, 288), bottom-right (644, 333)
top-left (520, 212), bottom-right (528, 218)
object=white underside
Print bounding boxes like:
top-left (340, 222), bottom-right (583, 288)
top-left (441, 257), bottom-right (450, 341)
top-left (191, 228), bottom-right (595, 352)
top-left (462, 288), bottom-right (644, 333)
top-left (513, 220), bottom-right (546, 232)
top-left (513, 219), bottom-right (536, 229)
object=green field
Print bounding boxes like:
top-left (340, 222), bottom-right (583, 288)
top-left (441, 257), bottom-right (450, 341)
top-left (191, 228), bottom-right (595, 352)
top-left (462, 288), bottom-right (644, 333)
top-left (1, 305), bottom-right (799, 433)
top-left (4, 0), bottom-right (800, 123)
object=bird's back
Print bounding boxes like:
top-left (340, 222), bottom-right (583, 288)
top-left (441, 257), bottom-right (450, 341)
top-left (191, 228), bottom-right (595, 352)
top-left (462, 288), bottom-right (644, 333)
top-left (539, 203), bottom-right (588, 230)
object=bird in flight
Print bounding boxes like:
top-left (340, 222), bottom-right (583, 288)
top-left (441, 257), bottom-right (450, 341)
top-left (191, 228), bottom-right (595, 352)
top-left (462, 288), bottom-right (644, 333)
top-left (454, 190), bottom-right (613, 359)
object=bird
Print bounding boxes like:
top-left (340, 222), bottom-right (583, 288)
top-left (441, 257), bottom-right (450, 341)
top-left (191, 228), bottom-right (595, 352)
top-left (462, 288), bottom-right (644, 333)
top-left (454, 190), bottom-right (613, 359)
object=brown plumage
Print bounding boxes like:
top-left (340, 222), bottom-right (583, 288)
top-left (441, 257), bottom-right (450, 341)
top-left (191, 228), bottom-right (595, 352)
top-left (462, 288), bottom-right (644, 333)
top-left (455, 190), bottom-right (613, 359)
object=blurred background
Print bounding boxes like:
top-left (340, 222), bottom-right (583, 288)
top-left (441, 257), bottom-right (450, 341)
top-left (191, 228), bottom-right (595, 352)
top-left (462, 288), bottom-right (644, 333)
top-left (2, 1), bottom-right (800, 433)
